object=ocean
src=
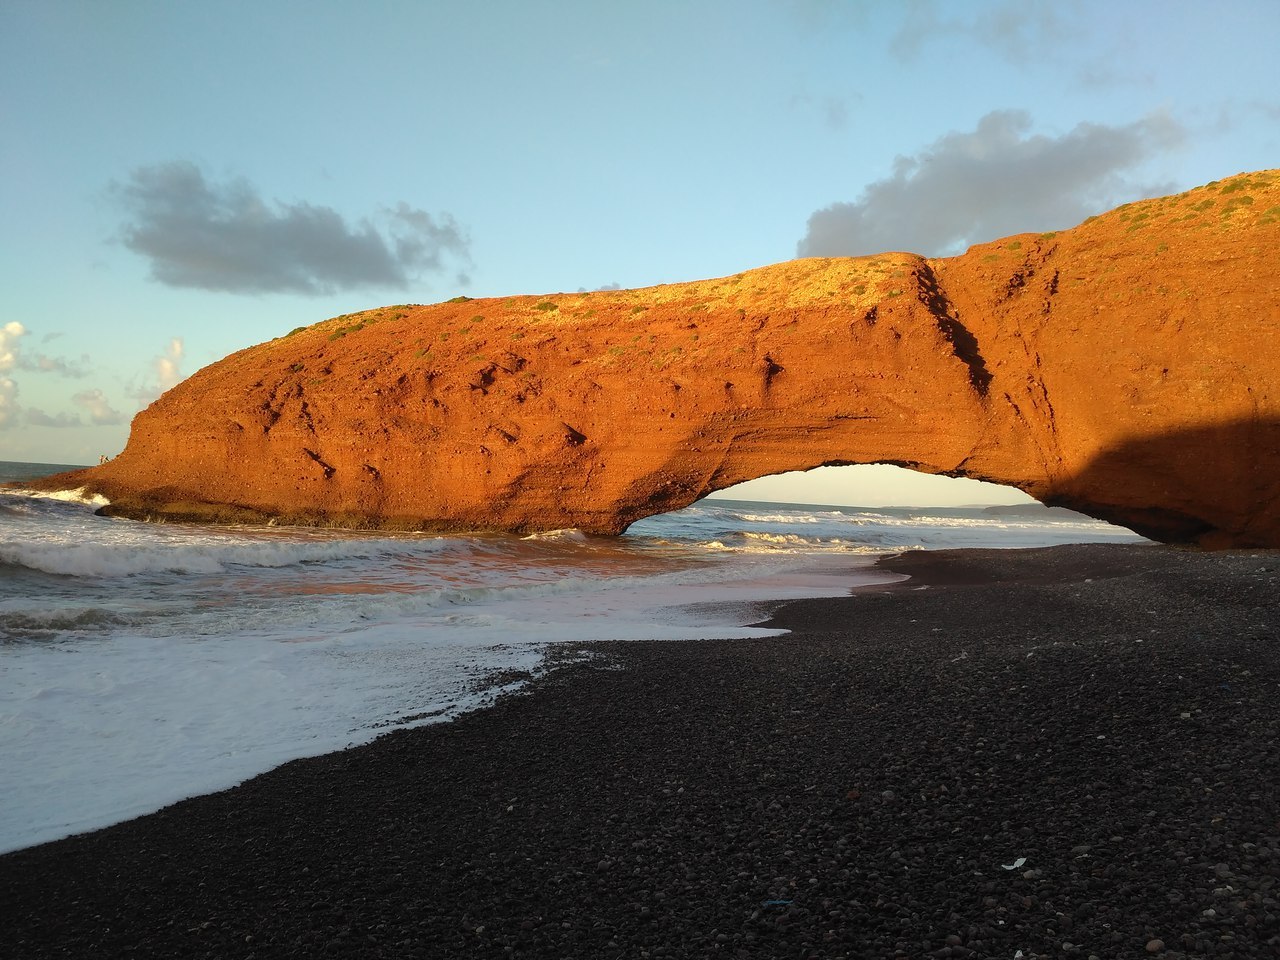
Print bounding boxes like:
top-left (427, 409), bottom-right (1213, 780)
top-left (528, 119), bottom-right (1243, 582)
top-left (0, 459), bottom-right (1146, 853)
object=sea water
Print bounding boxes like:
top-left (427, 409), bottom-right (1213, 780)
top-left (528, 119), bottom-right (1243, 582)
top-left (0, 460), bottom-right (1145, 852)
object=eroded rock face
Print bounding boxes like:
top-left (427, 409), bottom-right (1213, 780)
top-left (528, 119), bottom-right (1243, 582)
top-left (54, 170), bottom-right (1280, 546)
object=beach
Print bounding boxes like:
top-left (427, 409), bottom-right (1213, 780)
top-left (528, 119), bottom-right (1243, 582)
top-left (3, 542), bottom-right (1278, 959)
top-left (0, 474), bottom-right (1143, 854)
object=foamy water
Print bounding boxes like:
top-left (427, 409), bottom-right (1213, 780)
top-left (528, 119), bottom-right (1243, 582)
top-left (0, 461), bottom-right (1145, 852)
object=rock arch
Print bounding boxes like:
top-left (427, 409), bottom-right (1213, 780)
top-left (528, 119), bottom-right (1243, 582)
top-left (47, 171), bottom-right (1280, 548)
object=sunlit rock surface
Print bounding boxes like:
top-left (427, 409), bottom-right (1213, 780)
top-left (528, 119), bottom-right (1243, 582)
top-left (48, 170), bottom-right (1280, 547)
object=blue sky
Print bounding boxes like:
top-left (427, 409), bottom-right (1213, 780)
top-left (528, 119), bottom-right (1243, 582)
top-left (2, 0), bottom-right (1277, 504)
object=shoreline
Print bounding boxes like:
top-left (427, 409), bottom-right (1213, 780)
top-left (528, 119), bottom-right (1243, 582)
top-left (3, 542), bottom-right (1278, 958)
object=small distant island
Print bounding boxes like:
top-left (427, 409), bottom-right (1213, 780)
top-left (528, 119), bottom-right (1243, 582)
top-left (33, 170), bottom-right (1280, 547)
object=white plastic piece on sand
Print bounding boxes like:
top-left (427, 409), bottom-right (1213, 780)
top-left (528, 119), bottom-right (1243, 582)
top-left (1002, 857), bottom-right (1027, 870)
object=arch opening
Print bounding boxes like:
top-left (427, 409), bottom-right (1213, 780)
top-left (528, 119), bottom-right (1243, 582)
top-left (705, 463), bottom-right (1038, 509)
top-left (627, 463), bottom-right (1147, 549)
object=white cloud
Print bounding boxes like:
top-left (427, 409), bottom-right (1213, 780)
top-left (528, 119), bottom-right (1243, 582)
top-left (0, 322), bottom-right (27, 372)
top-left (73, 388), bottom-right (127, 426)
top-left (155, 338), bottom-right (184, 392)
top-left (1, 324), bottom-right (90, 378)
top-left (130, 337), bottom-right (187, 405)
top-left (0, 324), bottom-right (27, 429)
top-left (2, 322), bottom-right (114, 431)
top-left (798, 110), bottom-right (1184, 258)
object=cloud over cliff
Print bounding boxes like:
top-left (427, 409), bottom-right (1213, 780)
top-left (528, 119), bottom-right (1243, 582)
top-left (114, 162), bottom-right (472, 296)
top-left (0, 323), bottom-right (24, 428)
top-left (73, 389), bottom-right (127, 426)
top-left (0, 322), bottom-right (25, 373)
top-left (798, 110), bottom-right (1183, 258)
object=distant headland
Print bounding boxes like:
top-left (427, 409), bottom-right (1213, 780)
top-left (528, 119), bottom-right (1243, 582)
top-left (33, 170), bottom-right (1280, 547)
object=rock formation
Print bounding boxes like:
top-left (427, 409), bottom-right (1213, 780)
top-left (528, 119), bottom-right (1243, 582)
top-left (43, 170), bottom-right (1280, 547)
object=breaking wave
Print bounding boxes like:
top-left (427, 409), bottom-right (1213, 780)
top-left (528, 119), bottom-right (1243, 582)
top-left (0, 534), bottom-right (450, 579)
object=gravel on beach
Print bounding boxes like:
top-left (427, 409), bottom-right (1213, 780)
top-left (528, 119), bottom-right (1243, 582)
top-left (3, 542), bottom-right (1279, 959)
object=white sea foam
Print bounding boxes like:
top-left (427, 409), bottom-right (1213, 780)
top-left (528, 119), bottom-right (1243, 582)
top-left (734, 511), bottom-right (836, 524)
top-left (1, 626), bottom-right (548, 849)
top-left (0, 550), bottom-right (886, 852)
top-left (0, 480), bottom-right (1146, 853)
top-left (0, 533), bottom-right (449, 578)
top-left (6, 485), bottom-right (109, 508)
top-left (698, 533), bottom-right (889, 555)
top-left (521, 528), bottom-right (589, 542)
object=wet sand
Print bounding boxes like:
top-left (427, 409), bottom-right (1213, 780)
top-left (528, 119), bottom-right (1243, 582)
top-left (3, 542), bottom-right (1278, 959)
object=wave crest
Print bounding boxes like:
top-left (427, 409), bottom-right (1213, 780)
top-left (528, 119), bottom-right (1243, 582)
top-left (0, 536), bottom-right (448, 579)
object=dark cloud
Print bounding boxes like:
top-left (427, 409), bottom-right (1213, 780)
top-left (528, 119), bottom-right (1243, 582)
top-left (890, 0), bottom-right (1083, 64)
top-left (114, 162), bottom-right (472, 295)
top-left (25, 408), bottom-right (82, 428)
top-left (798, 110), bottom-right (1184, 258)
top-left (783, 0), bottom-right (870, 33)
top-left (19, 352), bottom-right (91, 378)
top-left (790, 92), bottom-right (858, 130)
top-left (15, 389), bottom-right (127, 429)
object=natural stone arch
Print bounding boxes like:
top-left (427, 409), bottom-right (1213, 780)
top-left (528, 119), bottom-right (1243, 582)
top-left (35, 171), bottom-right (1280, 548)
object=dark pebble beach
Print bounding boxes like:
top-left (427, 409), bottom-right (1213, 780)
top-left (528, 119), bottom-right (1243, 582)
top-left (4, 543), bottom-right (1279, 959)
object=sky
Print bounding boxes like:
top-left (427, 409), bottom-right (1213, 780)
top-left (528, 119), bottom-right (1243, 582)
top-left (2, 0), bottom-right (1277, 505)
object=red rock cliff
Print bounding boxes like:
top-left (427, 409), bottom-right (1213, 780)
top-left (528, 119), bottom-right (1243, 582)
top-left (54, 171), bottom-right (1280, 546)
